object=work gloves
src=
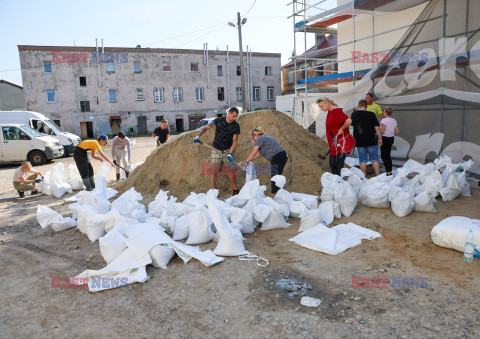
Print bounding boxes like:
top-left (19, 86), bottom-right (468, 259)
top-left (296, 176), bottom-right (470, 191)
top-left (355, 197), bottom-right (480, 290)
top-left (113, 160), bottom-right (117, 165)
top-left (227, 153), bottom-right (235, 163)
top-left (35, 179), bottom-right (42, 183)
top-left (193, 136), bottom-right (200, 144)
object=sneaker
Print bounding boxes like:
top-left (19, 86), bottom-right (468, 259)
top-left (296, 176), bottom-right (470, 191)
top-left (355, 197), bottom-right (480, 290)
top-left (31, 190), bottom-right (38, 195)
top-left (18, 191), bottom-right (25, 198)
top-left (232, 189), bottom-right (239, 196)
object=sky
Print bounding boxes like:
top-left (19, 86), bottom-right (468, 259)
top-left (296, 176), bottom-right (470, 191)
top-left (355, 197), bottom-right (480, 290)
top-left (0, 0), bottom-right (333, 86)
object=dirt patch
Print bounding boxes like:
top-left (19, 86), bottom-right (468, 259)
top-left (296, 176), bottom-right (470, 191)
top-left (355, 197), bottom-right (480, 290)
top-left (115, 110), bottom-right (331, 200)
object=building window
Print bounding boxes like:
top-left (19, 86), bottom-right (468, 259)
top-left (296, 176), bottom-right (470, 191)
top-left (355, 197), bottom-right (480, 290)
top-left (265, 67), bottom-right (272, 76)
top-left (195, 87), bottom-right (204, 102)
top-left (79, 76), bottom-right (87, 87)
top-left (43, 62), bottom-right (52, 73)
top-left (267, 87), bottom-right (275, 101)
top-left (191, 63), bottom-right (199, 72)
top-left (253, 87), bottom-right (261, 101)
top-left (217, 65), bottom-right (223, 76)
top-left (134, 61), bottom-right (142, 73)
top-left (46, 90), bottom-right (56, 103)
top-left (80, 101), bottom-right (90, 112)
top-left (173, 87), bottom-right (183, 102)
top-left (163, 63), bottom-right (171, 72)
top-left (217, 87), bottom-right (225, 101)
top-left (236, 66), bottom-right (241, 76)
top-left (156, 115), bottom-right (164, 122)
top-left (136, 88), bottom-right (145, 101)
top-left (236, 87), bottom-right (242, 101)
top-left (109, 89), bottom-right (117, 102)
top-left (154, 88), bottom-right (164, 103)
top-left (106, 62), bottom-right (115, 73)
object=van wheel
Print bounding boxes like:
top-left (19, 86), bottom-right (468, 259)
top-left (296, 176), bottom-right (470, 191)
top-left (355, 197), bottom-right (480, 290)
top-left (62, 146), bottom-right (68, 157)
top-left (28, 150), bottom-right (47, 166)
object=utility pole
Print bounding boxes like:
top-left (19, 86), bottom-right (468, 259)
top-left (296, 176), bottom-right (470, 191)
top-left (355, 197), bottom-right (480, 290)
top-left (237, 12), bottom-right (247, 113)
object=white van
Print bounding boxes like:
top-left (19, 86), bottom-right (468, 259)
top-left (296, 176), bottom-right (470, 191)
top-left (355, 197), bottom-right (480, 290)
top-left (0, 124), bottom-right (64, 165)
top-left (0, 111), bottom-right (81, 156)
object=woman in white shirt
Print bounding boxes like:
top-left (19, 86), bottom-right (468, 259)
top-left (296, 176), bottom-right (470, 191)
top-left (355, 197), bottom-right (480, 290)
top-left (13, 161), bottom-right (43, 198)
top-left (379, 107), bottom-right (399, 175)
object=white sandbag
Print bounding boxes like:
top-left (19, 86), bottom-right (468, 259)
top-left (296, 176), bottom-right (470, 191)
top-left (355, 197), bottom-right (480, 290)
top-left (318, 201), bottom-right (341, 225)
top-left (111, 188), bottom-right (146, 218)
top-left (320, 184), bottom-right (336, 202)
top-left (260, 210), bottom-right (290, 230)
top-left (431, 216), bottom-right (480, 252)
top-left (402, 176), bottom-right (420, 196)
top-left (68, 164), bottom-right (84, 190)
top-left (361, 182), bottom-right (391, 208)
top-left (149, 244), bottom-right (176, 269)
top-left (388, 186), bottom-right (404, 202)
top-left (291, 192), bottom-right (319, 210)
top-left (455, 171), bottom-right (471, 197)
top-left (459, 159), bottom-right (474, 172)
top-left (38, 170), bottom-right (52, 195)
top-left (424, 170), bottom-right (443, 197)
top-left (97, 161), bottom-right (114, 181)
top-left (36, 205), bottom-right (77, 231)
top-left (289, 222), bottom-right (382, 255)
top-left (229, 207), bottom-right (254, 234)
top-left (413, 191), bottom-right (436, 212)
top-left (99, 229), bottom-right (127, 264)
top-left (49, 163), bottom-right (73, 198)
top-left (186, 208), bottom-right (215, 245)
top-left (246, 162), bottom-right (257, 182)
top-left (271, 175), bottom-right (286, 189)
top-left (341, 168), bottom-right (364, 195)
top-left (298, 209), bottom-right (323, 232)
top-left (123, 226), bottom-right (174, 258)
top-left (168, 242), bottom-right (224, 267)
top-left (274, 189), bottom-right (294, 206)
top-left (173, 214), bottom-right (192, 241)
top-left (69, 203), bottom-right (97, 233)
top-left (83, 214), bottom-right (109, 242)
top-left (321, 172), bottom-right (343, 187)
top-left (333, 182), bottom-right (357, 217)
top-left (208, 201), bottom-right (247, 256)
top-left (263, 197), bottom-right (290, 218)
top-left (183, 192), bottom-right (207, 207)
top-left (439, 174), bottom-right (461, 201)
top-left (397, 159), bottom-right (424, 177)
top-left (434, 155), bottom-right (452, 171)
top-left (78, 193), bottom-right (111, 214)
top-left (390, 192), bottom-right (415, 217)
top-left (289, 200), bottom-right (307, 218)
top-left (253, 204), bottom-right (274, 223)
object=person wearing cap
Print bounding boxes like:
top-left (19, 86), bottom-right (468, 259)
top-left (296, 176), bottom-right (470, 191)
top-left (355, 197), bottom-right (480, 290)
top-left (111, 131), bottom-right (132, 181)
top-left (74, 135), bottom-right (115, 191)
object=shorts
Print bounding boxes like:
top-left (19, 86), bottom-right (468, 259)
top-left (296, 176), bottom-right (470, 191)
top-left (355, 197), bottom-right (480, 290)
top-left (209, 149), bottom-right (229, 166)
top-left (357, 145), bottom-right (379, 164)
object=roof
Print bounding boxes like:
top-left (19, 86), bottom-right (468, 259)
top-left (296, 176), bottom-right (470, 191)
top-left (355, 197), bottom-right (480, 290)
top-left (17, 45), bottom-right (281, 58)
top-left (0, 80), bottom-right (23, 90)
top-left (282, 35), bottom-right (337, 68)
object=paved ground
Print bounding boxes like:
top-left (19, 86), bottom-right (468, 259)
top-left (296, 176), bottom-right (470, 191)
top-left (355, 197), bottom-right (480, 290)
top-left (1, 136), bottom-right (479, 338)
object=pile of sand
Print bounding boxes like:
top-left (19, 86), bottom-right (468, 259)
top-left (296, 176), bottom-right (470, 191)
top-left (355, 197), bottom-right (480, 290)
top-left (115, 110), bottom-right (331, 200)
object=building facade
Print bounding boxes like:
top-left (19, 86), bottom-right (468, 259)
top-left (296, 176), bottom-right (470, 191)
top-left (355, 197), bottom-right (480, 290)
top-left (0, 80), bottom-right (25, 111)
top-left (18, 45), bottom-right (281, 138)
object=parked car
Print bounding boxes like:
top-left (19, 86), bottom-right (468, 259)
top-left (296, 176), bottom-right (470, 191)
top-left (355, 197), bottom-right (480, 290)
top-left (0, 111), bottom-right (81, 156)
top-left (0, 124), bottom-right (64, 165)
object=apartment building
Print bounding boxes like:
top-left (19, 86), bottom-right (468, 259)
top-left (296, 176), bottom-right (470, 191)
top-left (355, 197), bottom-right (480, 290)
top-left (18, 45), bottom-right (281, 138)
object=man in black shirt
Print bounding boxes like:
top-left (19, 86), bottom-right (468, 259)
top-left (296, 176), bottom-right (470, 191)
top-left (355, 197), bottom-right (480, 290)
top-left (351, 100), bottom-right (382, 176)
top-left (194, 107), bottom-right (240, 194)
top-left (153, 118), bottom-right (170, 146)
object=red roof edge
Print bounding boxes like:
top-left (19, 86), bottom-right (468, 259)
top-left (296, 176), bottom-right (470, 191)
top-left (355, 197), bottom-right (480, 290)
top-left (0, 79), bottom-right (23, 90)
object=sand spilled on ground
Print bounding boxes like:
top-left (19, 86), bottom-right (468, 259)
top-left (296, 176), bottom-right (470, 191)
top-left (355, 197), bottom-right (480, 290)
top-left (115, 110), bottom-right (331, 200)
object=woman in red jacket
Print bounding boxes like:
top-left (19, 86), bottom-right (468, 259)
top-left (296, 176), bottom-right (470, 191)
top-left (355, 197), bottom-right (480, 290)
top-left (317, 97), bottom-right (352, 175)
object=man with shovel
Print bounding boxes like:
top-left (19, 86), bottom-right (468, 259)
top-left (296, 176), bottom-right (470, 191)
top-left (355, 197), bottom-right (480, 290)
top-left (194, 107), bottom-right (240, 194)
top-left (111, 131), bottom-right (132, 181)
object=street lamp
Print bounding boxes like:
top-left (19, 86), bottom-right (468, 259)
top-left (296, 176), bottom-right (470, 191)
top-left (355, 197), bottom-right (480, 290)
top-left (229, 12), bottom-right (247, 113)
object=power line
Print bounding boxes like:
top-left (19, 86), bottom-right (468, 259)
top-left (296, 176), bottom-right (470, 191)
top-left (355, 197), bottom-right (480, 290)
top-left (173, 25), bottom-right (227, 48)
top-left (243, 0), bottom-right (258, 17)
top-left (0, 68), bottom-right (21, 73)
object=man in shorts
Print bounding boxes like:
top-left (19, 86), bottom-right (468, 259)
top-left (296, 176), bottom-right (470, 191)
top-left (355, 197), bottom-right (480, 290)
top-left (351, 99), bottom-right (382, 176)
top-left (194, 107), bottom-right (240, 194)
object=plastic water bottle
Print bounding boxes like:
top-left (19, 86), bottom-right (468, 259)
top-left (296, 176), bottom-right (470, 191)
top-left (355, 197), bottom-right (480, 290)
top-left (464, 230), bottom-right (475, 262)
top-left (466, 171), bottom-right (471, 183)
top-left (455, 162), bottom-right (463, 173)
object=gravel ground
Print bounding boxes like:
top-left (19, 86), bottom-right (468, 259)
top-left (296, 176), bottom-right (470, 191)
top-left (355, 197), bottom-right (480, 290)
top-left (1, 136), bottom-right (479, 338)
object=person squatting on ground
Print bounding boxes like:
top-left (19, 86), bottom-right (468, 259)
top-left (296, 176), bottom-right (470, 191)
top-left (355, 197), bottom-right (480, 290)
top-left (242, 127), bottom-right (288, 198)
top-left (153, 118), bottom-right (170, 147)
top-left (13, 161), bottom-right (43, 198)
top-left (380, 107), bottom-right (399, 175)
top-left (74, 135), bottom-right (115, 191)
top-left (365, 92), bottom-right (383, 119)
top-left (111, 131), bottom-right (132, 181)
top-left (351, 99), bottom-right (383, 177)
top-left (317, 97), bottom-right (352, 176)
top-left (194, 107), bottom-right (240, 195)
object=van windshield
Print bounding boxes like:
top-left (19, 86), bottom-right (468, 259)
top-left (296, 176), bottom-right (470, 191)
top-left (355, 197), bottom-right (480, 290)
top-left (44, 119), bottom-right (63, 134)
top-left (20, 125), bottom-right (42, 137)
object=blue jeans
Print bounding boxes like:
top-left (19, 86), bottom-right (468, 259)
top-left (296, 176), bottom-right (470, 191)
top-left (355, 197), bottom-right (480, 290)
top-left (357, 145), bottom-right (379, 164)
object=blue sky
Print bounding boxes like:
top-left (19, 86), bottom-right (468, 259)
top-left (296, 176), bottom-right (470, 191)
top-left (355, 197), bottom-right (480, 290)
top-left (0, 0), bottom-right (323, 86)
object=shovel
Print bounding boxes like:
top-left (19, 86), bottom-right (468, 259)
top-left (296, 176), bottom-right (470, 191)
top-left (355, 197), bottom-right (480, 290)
top-left (115, 163), bottom-right (130, 175)
top-left (196, 140), bottom-right (237, 170)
